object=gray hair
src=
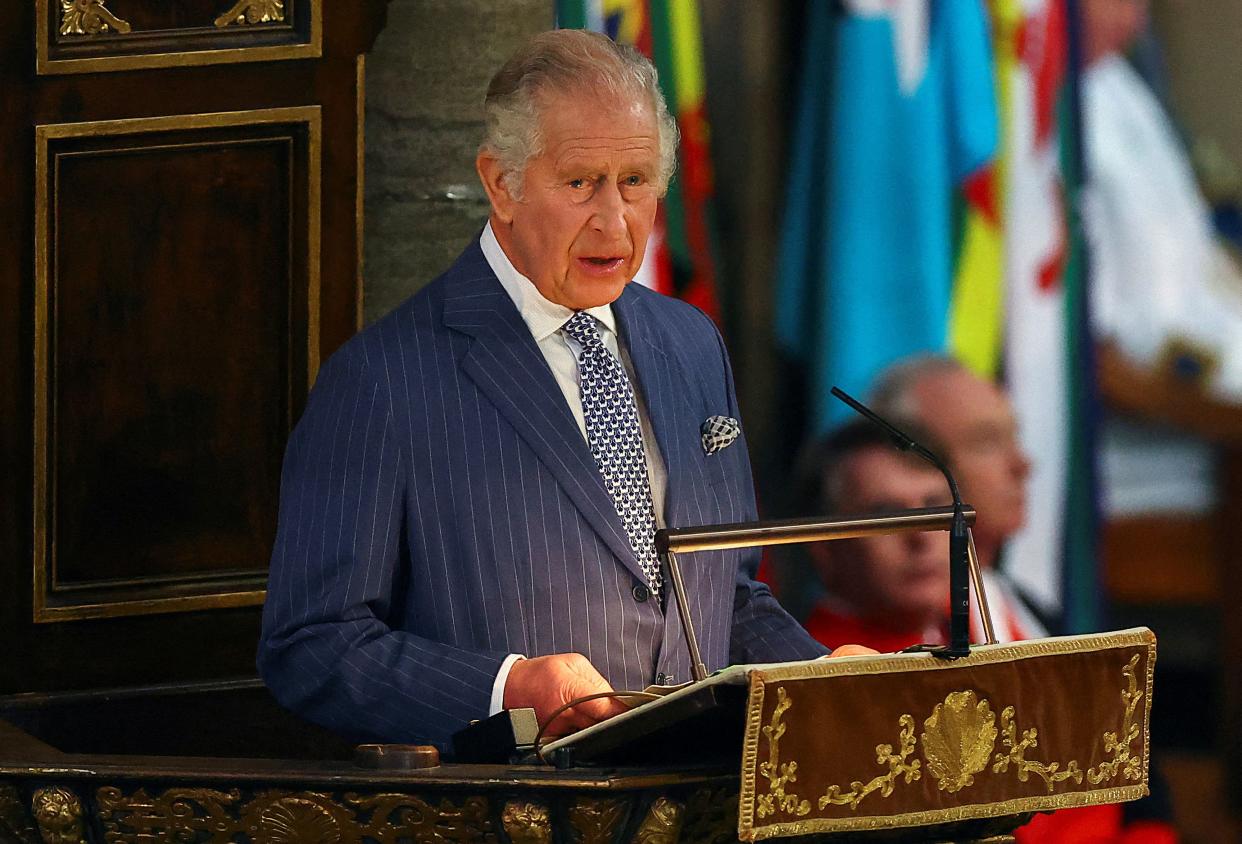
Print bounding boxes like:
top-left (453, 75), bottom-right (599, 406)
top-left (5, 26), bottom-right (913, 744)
top-left (868, 354), bottom-right (969, 420)
top-left (480, 29), bottom-right (680, 199)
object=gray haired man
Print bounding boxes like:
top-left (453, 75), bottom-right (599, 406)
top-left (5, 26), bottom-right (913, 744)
top-left (259, 30), bottom-right (872, 749)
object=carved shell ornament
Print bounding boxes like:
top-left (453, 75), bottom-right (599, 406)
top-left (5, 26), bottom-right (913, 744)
top-left (257, 797), bottom-right (342, 843)
top-left (920, 691), bottom-right (999, 793)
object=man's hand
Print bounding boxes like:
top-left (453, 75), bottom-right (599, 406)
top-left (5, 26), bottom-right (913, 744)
top-left (503, 653), bottom-right (629, 736)
top-left (827, 644), bottom-right (880, 658)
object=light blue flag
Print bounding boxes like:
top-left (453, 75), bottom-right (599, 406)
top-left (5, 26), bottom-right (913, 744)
top-left (776, 1), bottom-right (998, 432)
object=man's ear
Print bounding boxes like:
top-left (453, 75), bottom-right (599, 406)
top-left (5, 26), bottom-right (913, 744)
top-left (476, 152), bottom-right (519, 224)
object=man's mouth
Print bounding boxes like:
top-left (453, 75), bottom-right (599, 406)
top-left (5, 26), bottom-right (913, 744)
top-left (577, 256), bottom-right (626, 274)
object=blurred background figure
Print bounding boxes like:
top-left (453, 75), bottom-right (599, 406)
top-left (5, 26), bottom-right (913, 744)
top-left (1082, 0), bottom-right (1242, 525)
top-left (797, 419), bottom-right (952, 653)
top-left (870, 355), bottom-right (1049, 642)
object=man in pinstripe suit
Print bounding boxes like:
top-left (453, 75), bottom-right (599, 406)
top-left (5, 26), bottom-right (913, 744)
top-left (258, 29), bottom-right (873, 750)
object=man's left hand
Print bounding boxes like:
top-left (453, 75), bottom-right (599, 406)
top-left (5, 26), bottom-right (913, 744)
top-left (826, 644), bottom-right (880, 658)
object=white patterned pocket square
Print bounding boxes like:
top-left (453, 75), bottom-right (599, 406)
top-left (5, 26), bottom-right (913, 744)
top-left (701, 415), bottom-right (740, 455)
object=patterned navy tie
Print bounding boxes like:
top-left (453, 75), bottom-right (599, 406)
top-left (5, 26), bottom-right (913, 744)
top-left (562, 311), bottom-right (663, 596)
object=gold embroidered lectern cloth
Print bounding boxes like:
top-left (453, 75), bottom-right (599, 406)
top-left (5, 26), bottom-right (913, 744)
top-left (738, 628), bottom-right (1154, 839)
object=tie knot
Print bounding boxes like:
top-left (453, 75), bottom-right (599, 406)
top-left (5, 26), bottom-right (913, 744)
top-left (562, 311), bottom-right (605, 350)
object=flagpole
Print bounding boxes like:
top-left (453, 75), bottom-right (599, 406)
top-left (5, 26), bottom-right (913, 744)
top-left (1061, 0), bottom-right (1105, 634)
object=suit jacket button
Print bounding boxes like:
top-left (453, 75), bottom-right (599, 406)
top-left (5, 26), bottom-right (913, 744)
top-left (632, 584), bottom-right (650, 603)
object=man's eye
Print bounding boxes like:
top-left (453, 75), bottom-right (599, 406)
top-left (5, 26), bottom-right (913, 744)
top-left (569, 178), bottom-right (586, 189)
top-left (624, 175), bottom-right (644, 186)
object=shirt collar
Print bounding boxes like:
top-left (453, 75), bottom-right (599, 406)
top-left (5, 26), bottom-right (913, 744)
top-left (480, 221), bottom-right (618, 342)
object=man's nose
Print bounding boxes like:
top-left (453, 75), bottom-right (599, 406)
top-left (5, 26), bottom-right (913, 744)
top-left (589, 181), bottom-right (627, 237)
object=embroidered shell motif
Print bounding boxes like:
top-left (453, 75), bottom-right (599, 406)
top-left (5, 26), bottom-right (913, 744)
top-left (920, 691), bottom-right (999, 793)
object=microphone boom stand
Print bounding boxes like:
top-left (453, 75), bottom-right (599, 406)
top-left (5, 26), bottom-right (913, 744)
top-left (656, 503), bottom-right (995, 682)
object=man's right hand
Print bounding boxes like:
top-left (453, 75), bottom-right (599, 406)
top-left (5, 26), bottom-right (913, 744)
top-left (503, 653), bottom-right (629, 736)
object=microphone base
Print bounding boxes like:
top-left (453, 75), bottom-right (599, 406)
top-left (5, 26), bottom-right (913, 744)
top-left (900, 643), bottom-right (973, 660)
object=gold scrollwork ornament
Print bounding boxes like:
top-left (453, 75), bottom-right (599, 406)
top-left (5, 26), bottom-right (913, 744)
top-left (345, 792), bottom-right (496, 842)
top-left (215, 0), bottom-right (285, 27)
top-left (819, 714), bottom-right (921, 810)
top-left (755, 686), bottom-right (811, 819)
top-left (97, 786), bottom-right (243, 839)
top-left (60, 0), bottom-right (132, 36)
top-left (993, 708), bottom-right (1083, 792)
top-left (31, 787), bottom-right (86, 844)
top-left (921, 690), bottom-right (998, 794)
top-left (1087, 654), bottom-right (1145, 785)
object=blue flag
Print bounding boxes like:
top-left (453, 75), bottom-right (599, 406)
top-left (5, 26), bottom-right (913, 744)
top-left (776, 1), bottom-right (998, 432)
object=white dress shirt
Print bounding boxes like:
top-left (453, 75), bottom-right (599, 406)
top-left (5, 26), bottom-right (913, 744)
top-left (479, 221), bottom-right (669, 714)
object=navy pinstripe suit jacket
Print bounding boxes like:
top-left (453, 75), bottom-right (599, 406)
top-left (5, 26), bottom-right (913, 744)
top-left (257, 239), bottom-right (828, 747)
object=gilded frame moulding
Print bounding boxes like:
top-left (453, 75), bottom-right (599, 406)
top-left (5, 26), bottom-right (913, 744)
top-left (36, 0), bottom-right (321, 75)
top-left (737, 630), bottom-right (1156, 840)
top-left (32, 106), bottom-right (322, 623)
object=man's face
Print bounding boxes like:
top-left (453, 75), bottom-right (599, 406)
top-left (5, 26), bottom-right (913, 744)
top-left (909, 369), bottom-right (1032, 548)
top-left (478, 89), bottom-right (661, 309)
top-left (814, 448), bottom-right (952, 625)
top-left (1082, 0), bottom-right (1149, 64)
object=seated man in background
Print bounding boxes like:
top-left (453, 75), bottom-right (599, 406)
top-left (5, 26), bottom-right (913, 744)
top-left (870, 354), bottom-right (1050, 641)
top-left (798, 419), bottom-right (953, 652)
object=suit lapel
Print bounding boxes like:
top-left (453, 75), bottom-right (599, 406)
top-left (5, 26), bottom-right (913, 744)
top-left (441, 244), bottom-right (648, 583)
top-left (613, 287), bottom-right (697, 530)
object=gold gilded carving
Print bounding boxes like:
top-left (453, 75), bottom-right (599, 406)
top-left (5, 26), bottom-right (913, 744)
top-left (1087, 654), bottom-right (1145, 786)
top-left (632, 797), bottom-right (684, 844)
top-left (255, 796), bottom-right (342, 842)
top-left (755, 686), bottom-right (811, 819)
top-left (568, 797), bottom-right (628, 844)
top-left (0, 784), bottom-right (40, 844)
top-left (30, 787), bottom-right (86, 844)
top-left (97, 786), bottom-right (245, 838)
top-left (819, 714), bottom-right (921, 810)
top-left (502, 801), bottom-right (551, 844)
top-left (59, 0), bottom-right (131, 35)
top-left (343, 792), bottom-right (498, 844)
top-left (921, 691), bottom-right (998, 794)
top-left (993, 707), bottom-right (1083, 792)
top-left (215, 0), bottom-right (285, 27)
top-left (98, 785), bottom-right (497, 841)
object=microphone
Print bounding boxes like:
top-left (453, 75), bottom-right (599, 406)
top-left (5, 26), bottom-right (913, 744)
top-left (830, 386), bottom-right (972, 658)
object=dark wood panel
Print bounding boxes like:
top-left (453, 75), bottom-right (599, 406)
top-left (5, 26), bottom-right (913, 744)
top-left (1101, 515), bottom-right (1219, 605)
top-left (0, 0), bottom-right (388, 694)
top-left (47, 133), bottom-right (296, 595)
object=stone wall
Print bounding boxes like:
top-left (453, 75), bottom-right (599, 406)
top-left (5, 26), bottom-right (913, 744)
top-left (363, 0), bottom-right (552, 323)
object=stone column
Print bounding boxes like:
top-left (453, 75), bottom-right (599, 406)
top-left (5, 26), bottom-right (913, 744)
top-left (363, 0), bottom-right (552, 323)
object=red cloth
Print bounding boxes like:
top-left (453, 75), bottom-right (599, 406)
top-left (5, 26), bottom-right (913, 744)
top-left (1016, 805), bottom-right (1177, 844)
top-left (802, 602), bottom-right (938, 654)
